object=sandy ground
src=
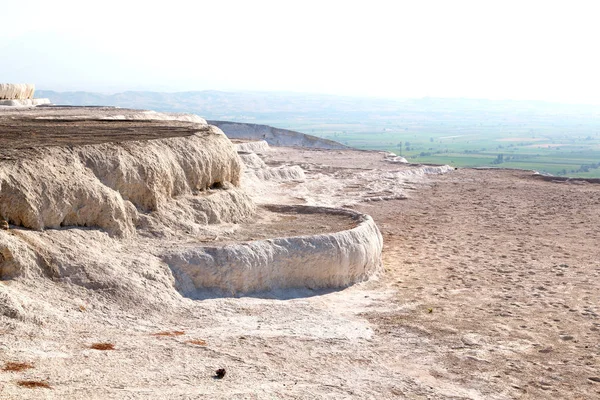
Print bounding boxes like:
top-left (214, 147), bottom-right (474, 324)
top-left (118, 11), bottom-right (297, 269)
top-left (1, 144), bottom-right (600, 399)
top-left (354, 169), bottom-right (600, 399)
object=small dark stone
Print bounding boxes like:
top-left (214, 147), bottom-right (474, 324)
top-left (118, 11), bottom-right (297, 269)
top-left (588, 377), bottom-right (600, 383)
top-left (215, 368), bottom-right (226, 379)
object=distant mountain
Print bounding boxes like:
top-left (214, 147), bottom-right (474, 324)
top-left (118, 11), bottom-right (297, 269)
top-left (37, 90), bottom-right (415, 120)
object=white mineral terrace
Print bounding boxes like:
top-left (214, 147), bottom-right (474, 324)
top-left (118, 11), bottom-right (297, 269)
top-left (163, 205), bottom-right (383, 296)
top-left (0, 83), bottom-right (51, 106)
top-left (0, 107), bottom-right (409, 295)
top-left (0, 83), bottom-right (35, 100)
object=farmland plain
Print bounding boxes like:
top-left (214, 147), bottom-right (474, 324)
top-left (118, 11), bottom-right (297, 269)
top-left (292, 119), bottom-right (600, 177)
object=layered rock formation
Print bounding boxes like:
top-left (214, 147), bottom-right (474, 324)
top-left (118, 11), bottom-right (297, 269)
top-left (0, 106), bottom-right (384, 298)
top-left (0, 118), bottom-right (245, 237)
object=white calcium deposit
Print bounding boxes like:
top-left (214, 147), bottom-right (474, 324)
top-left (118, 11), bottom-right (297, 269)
top-left (0, 99), bottom-right (51, 107)
top-left (0, 83), bottom-right (50, 107)
top-left (233, 140), bottom-right (454, 207)
top-left (384, 152), bottom-right (409, 164)
top-left (256, 162), bottom-right (453, 208)
top-left (0, 108), bottom-right (388, 299)
top-left (234, 140), bottom-right (271, 153)
top-left (0, 126), bottom-right (246, 237)
top-left (0, 83), bottom-right (35, 100)
top-left (163, 206), bottom-right (383, 296)
top-left (238, 151), bottom-right (305, 182)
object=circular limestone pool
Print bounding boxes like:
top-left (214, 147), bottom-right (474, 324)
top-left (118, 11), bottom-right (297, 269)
top-left (161, 204), bottom-right (383, 297)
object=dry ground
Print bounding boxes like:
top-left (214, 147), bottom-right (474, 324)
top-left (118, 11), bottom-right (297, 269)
top-left (355, 168), bottom-right (600, 399)
top-left (192, 205), bottom-right (359, 245)
top-left (1, 146), bottom-right (599, 398)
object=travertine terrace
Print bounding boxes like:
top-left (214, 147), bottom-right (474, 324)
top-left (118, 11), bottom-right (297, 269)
top-left (1, 103), bottom-right (598, 400)
top-left (0, 84), bottom-right (35, 100)
top-left (0, 83), bottom-right (49, 106)
top-left (0, 106), bottom-right (383, 295)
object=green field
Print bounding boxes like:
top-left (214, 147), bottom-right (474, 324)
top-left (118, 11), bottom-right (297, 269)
top-left (255, 110), bottom-right (600, 178)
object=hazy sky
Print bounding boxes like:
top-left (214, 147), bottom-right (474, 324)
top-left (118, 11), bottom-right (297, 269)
top-left (2, 0), bottom-right (600, 104)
